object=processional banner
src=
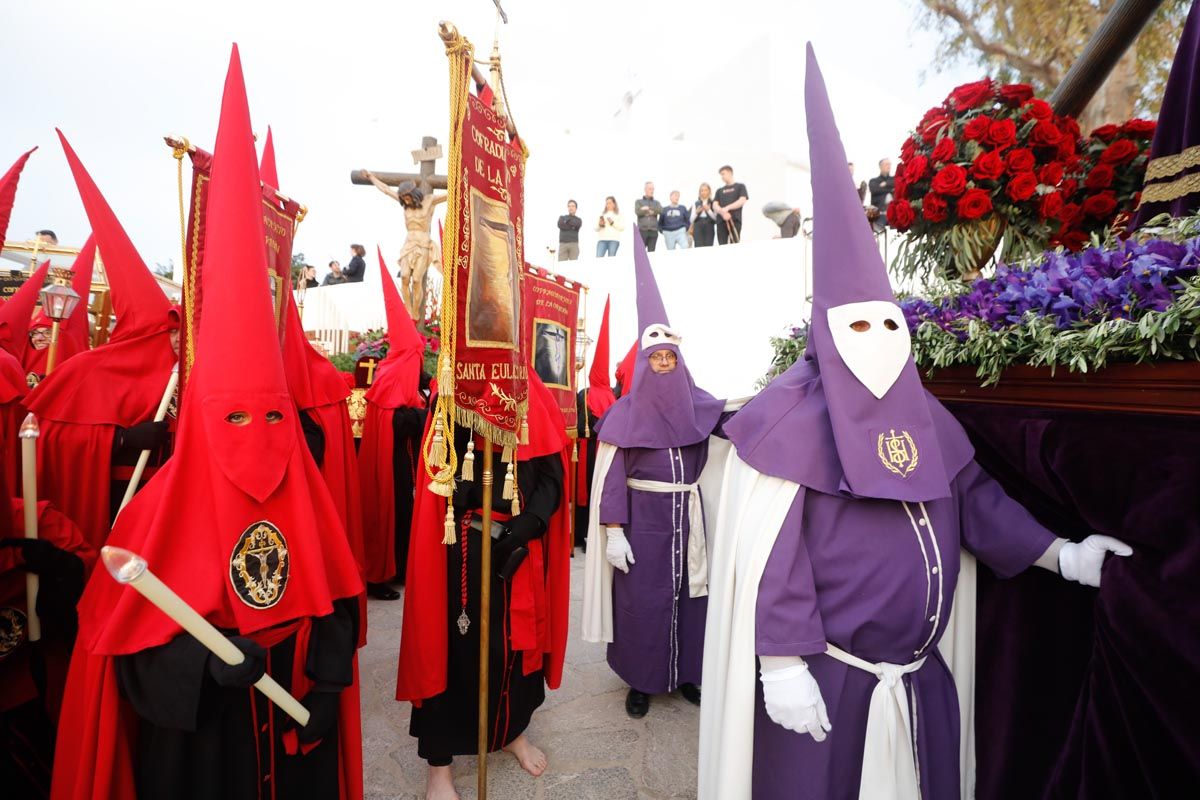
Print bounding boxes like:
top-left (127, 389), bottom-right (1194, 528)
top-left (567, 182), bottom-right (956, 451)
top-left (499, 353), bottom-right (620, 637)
top-left (523, 265), bottom-right (580, 437)
top-left (439, 70), bottom-right (528, 445)
top-left (180, 147), bottom-right (302, 386)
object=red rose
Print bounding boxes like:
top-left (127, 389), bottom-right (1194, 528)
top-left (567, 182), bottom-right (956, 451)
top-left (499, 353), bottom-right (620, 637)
top-left (984, 118), bottom-right (1017, 149)
top-left (1060, 202), bottom-right (1082, 224)
top-left (1055, 229), bottom-right (1089, 251)
top-left (900, 136), bottom-right (917, 162)
top-left (1022, 98), bottom-right (1053, 121)
top-left (1056, 136), bottom-right (1077, 160)
top-left (1061, 178), bottom-right (1079, 197)
top-left (963, 116), bottom-right (991, 141)
top-left (998, 83), bottom-right (1034, 105)
top-left (1061, 117), bottom-right (1082, 141)
top-left (904, 155), bottom-right (930, 182)
top-left (948, 79), bottom-right (994, 111)
top-left (1120, 118), bottom-right (1156, 138)
top-left (922, 193), bottom-right (949, 223)
top-left (1029, 120), bottom-right (1063, 147)
top-left (1005, 148), bottom-right (1036, 173)
top-left (1082, 191), bottom-right (1117, 218)
top-left (1038, 162), bottom-right (1064, 185)
top-left (920, 113), bottom-right (950, 143)
top-left (1099, 138), bottom-right (1139, 165)
top-left (1090, 124), bottom-right (1119, 142)
top-left (1039, 191), bottom-right (1064, 220)
top-left (971, 150), bottom-right (1005, 181)
top-left (1006, 172), bottom-right (1039, 202)
top-left (1084, 163), bottom-right (1114, 189)
top-left (958, 188), bottom-right (993, 220)
top-left (894, 172), bottom-right (909, 200)
top-left (887, 199), bottom-right (916, 231)
top-left (931, 137), bottom-right (956, 163)
top-left (930, 164), bottom-right (968, 196)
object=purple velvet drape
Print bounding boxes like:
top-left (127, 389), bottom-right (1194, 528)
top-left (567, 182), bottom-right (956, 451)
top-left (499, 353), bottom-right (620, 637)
top-left (946, 403), bottom-right (1200, 799)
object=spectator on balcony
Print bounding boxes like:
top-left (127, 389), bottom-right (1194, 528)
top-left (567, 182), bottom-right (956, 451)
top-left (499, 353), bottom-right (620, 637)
top-left (557, 200), bottom-right (582, 262)
top-left (659, 191), bottom-right (691, 250)
top-left (713, 166), bottom-right (749, 245)
top-left (323, 260), bottom-right (347, 286)
top-left (595, 196), bottom-right (624, 258)
top-left (868, 158), bottom-right (895, 231)
top-left (691, 183), bottom-right (718, 248)
top-left (342, 244), bottom-right (367, 282)
top-left (634, 182), bottom-right (663, 252)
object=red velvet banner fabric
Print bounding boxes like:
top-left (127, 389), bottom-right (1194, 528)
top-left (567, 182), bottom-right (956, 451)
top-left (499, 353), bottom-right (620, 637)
top-left (522, 265), bottom-right (580, 436)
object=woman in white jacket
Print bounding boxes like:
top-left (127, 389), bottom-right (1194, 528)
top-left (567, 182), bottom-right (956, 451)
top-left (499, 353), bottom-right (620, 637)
top-left (595, 196), bottom-right (624, 257)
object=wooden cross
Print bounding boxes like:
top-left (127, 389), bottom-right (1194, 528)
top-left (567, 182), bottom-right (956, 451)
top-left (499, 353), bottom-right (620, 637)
top-left (349, 135), bottom-right (448, 193)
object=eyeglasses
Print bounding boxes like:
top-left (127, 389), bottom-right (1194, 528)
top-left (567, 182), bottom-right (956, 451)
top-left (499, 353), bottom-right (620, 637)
top-left (648, 352), bottom-right (676, 364)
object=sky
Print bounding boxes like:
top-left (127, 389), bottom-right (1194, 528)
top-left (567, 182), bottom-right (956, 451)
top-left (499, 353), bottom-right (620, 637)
top-left (0, 0), bottom-right (982, 274)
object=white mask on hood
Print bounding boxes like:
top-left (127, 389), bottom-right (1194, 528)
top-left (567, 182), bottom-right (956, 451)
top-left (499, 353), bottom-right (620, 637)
top-left (827, 300), bottom-right (911, 399)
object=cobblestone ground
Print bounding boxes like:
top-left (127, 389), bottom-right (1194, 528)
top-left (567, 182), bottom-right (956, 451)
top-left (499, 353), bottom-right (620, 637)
top-left (360, 555), bottom-right (701, 800)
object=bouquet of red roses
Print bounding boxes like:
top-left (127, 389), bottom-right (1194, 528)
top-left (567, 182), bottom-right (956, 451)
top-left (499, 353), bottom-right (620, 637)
top-left (889, 79), bottom-right (1081, 281)
top-left (1052, 119), bottom-right (1156, 250)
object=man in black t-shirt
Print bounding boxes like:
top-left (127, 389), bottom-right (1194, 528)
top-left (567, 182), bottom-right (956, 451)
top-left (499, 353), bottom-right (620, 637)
top-left (557, 199), bottom-right (582, 261)
top-left (713, 165), bottom-right (749, 245)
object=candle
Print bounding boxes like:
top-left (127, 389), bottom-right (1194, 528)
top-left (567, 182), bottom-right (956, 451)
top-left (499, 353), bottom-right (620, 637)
top-left (100, 545), bottom-right (311, 726)
top-left (19, 413), bottom-right (40, 642)
top-left (117, 363), bottom-right (180, 515)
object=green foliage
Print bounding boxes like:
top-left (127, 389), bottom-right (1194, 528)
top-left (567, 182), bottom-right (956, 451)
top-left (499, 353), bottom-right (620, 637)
top-left (329, 351), bottom-right (356, 373)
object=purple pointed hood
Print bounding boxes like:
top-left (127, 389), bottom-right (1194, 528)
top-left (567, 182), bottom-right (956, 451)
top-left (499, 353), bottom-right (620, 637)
top-left (596, 234), bottom-right (723, 448)
top-left (724, 44), bottom-right (971, 501)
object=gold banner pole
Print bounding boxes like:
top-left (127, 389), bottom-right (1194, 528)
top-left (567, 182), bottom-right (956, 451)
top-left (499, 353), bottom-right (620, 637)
top-left (477, 437), bottom-right (494, 798)
top-left (44, 320), bottom-right (62, 376)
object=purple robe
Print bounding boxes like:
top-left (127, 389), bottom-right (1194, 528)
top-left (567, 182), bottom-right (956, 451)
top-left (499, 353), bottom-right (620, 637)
top-left (600, 441), bottom-right (709, 694)
top-left (751, 461), bottom-right (1056, 800)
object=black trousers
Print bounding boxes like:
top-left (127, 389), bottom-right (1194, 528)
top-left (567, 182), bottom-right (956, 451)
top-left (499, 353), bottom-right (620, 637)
top-left (716, 216), bottom-right (742, 245)
top-left (640, 228), bottom-right (659, 252)
top-left (693, 220), bottom-right (715, 247)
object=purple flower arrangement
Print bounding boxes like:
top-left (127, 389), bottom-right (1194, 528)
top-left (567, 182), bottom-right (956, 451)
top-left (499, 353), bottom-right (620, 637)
top-left (902, 237), bottom-right (1200, 335)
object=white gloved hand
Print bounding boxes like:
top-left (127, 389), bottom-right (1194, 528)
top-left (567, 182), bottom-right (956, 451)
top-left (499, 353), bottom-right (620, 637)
top-left (1059, 534), bottom-right (1133, 588)
top-left (605, 527), bottom-right (635, 573)
top-left (759, 658), bottom-right (831, 741)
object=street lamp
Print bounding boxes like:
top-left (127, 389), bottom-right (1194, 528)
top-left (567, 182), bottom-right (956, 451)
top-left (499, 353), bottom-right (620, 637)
top-left (39, 266), bottom-right (81, 375)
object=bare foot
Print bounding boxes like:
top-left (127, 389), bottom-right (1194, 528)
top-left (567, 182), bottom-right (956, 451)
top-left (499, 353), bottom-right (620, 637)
top-left (425, 765), bottom-right (459, 800)
top-left (503, 734), bottom-right (548, 777)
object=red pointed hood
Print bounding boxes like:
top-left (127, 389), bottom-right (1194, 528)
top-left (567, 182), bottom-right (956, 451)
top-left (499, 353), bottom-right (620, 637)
top-left (77, 44), bottom-right (362, 657)
top-left (57, 130), bottom-right (172, 344)
top-left (0, 259), bottom-right (49, 362)
top-left (259, 125), bottom-right (278, 188)
top-left (63, 235), bottom-right (96, 354)
top-left (0, 148), bottom-right (36, 246)
top-left (614, 340), bottom-right (638, 395)
top-left (586, 295), bottom-right (617, 418)
top-left (364, 246), bottom-right (424, 409)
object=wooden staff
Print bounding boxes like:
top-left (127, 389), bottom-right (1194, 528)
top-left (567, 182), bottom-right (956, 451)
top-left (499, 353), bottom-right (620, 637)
top-left (101, 545), bottom-right (310, 725)
top-left (44, 320), bottom-right (63, 376)
top-left (117, 364), bottom-right (179, 515)
top-left (19, 414), bottom-right (41, 642)
top-left (478, 437), bottom-right (494, 798)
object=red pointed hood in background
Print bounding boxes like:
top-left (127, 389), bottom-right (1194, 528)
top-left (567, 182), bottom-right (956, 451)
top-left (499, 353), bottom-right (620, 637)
top-left (0, 148), bottom-right (36, 246)
top-left (76, 44), bottom-right (363, 657)
top-left (57, 130), bottom-right (172, 344)
top-left (259, 125), bottom-right (279, 188)
top-left (586, 295), bottom-right (617, 418)
top-left (0, 259), bottom-right (49, 363)
top-left (614, 340), bottom-right (638, 395)
top-left (365, 245), bottom-right (424, 409)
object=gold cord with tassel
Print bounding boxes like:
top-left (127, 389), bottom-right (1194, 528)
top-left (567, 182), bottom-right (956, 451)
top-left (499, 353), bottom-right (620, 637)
top-left (461, 439), bottom-right (475, 481)
top-left (519, 417), bottom-right (529, 445)
top-left (511, 490), bottom-right (521, 516)
top-left (441, 504), bottom-right (456, 545)
top-left (501, 461), bottom-right (515, 500)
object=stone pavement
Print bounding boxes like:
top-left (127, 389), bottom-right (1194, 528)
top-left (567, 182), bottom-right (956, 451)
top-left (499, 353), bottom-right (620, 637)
top-left (360, 554), bottom-right (701, 800)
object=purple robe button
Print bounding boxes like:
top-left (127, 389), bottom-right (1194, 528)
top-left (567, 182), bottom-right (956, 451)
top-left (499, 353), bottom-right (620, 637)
top-left (918, 518), bottom-right (927, 526)
top-left (931, 567), bottom-right (939, 574)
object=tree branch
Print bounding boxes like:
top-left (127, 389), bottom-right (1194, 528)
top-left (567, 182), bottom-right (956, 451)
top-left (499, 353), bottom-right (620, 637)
top-left (924, 0), bottom-right (1059, 84)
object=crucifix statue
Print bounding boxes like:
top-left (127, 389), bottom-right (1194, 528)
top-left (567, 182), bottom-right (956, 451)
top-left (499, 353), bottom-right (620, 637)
top-left (353, 135), bottom-right (448, 320)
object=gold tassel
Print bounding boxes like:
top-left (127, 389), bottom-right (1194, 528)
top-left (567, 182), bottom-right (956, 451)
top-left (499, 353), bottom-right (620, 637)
top-left (501, 462), bottom-right (515, 500)
top-left (511, 492), bottom-right (520, 516)
top-left (501, 443), bottom-right (514, 463)
top-left (571, 441), bottom-right (578, 462)
top-left (430, 418), bottom-right (447, 466)
top-left (428, 465), bottom-right (454, 497)
top-left (520, 417), bottom-right (529, 445)
top-left (441, 504), bottom-right (456, 544)
top-left (460, 440), bottom-right (475, 481)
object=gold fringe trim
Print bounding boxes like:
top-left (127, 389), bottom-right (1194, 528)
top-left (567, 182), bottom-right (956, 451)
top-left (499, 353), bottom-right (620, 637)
top-left (1137, 171), bottom-right (1200, 207)
top-left (451, 405), bottom-right (523, 450)
top-left (1144, 143), bottom-right (1200, 182)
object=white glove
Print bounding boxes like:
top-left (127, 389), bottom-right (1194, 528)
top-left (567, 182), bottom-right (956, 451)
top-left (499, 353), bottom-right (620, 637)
top-left (1059, 534), bottom-right (1132, 588)
top-left (605, 527), bottom-right (635, 573)
top-left (759, 658), bottom-right (831, 741)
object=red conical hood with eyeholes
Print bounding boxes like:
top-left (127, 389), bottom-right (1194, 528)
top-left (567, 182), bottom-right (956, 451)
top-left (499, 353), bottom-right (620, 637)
top-left (76, 44), bottom-right (362, 657)
top-left (0, 148), bottom-right (36, 247)
top-left (0, 259), bottom-right (49, 363)
top-left (364, 245), bottom-right (424, 409)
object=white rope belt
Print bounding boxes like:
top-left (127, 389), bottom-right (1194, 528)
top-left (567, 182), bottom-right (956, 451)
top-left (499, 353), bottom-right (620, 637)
top-left (625, 478), bottom-right (707, 598)
top-left (826, 643), bottom-right (927, 800)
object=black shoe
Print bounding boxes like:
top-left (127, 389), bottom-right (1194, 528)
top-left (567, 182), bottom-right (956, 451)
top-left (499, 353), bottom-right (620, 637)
top-left (679, 682), bottom-right (701, 706)
top-left (625, 688), bottom-right (650, 718)
top-left (367, 582), bottom-right (401, 601)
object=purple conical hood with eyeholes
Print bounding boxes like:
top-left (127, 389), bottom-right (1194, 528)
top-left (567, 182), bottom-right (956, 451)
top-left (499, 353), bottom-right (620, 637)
top-left (595, 234), bottom-right (724, 448)
top-left (723, 43), bottom-right (972, 500)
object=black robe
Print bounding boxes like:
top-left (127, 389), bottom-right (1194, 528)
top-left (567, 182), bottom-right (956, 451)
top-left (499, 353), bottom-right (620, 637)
top-left (115, 597), bottom-right (358, 800)
top-left (409, 429), bottom-right (563, 764)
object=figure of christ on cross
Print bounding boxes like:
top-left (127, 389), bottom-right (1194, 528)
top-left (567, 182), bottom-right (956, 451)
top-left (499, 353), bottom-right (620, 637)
top-left (355, 136), bottom-right (449, 321)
